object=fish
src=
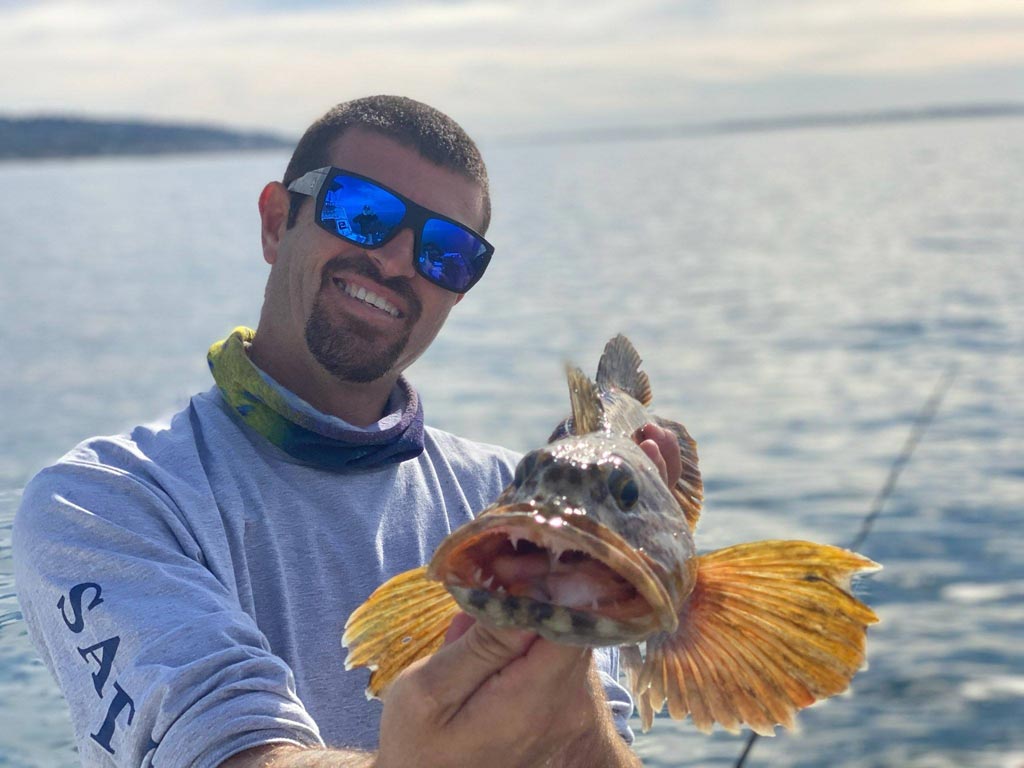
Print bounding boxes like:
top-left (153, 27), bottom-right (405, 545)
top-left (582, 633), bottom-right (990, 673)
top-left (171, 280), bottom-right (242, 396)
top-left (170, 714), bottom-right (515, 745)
top-left (342, 335), bottom-right (880, 735)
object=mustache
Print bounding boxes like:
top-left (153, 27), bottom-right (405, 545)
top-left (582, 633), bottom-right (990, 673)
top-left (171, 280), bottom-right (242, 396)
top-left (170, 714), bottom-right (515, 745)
top-left (321, 253), bottom-right (422, 321)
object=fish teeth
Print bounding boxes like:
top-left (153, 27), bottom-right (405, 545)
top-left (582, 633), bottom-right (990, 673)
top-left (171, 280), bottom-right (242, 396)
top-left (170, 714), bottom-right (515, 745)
top-left (482, 575), bottom-right (495, 589)
top-left (473, 568), bottom-right (483, 584)
top-left (508, 534), bottom-right (521, 551)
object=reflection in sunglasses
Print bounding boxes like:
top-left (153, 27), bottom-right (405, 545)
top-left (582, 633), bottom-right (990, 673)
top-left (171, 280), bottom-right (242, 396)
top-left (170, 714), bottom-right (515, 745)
top-left (288, 166), bottom-right (493, 293)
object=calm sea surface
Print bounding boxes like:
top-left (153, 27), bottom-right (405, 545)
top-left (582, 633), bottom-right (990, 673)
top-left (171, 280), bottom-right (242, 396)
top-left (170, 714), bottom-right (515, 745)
top-left (1, 117), bottom-right (1022, 767)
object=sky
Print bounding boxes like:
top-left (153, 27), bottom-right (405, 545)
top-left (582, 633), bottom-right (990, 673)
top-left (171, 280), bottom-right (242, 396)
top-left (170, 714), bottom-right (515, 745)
top-left (2, 0), bottom-right (1023, 141)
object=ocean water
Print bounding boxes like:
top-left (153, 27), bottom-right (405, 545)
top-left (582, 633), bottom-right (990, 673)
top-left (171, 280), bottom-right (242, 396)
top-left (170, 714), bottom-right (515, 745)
top-left (1, 116), bottom-right (1022, 767)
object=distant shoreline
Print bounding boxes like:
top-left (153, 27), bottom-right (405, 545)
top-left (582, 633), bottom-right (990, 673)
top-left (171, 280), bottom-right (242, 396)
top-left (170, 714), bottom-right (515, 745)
top-left (3, 103), bottom-right (1023, 161)
top-left (0, 115), bottom-right (293, 162)
top-left (501, 102), bottom-right (1024, 146)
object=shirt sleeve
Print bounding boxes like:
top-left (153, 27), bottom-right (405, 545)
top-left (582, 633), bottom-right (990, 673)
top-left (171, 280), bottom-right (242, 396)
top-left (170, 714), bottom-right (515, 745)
top-left (594, 646), bottom-right (636, 746)
top-left (12, 458), bottom-right (324, 768)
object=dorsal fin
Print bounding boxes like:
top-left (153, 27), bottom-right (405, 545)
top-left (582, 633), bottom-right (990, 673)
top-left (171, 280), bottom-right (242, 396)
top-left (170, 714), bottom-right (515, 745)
top-left (566, 365), bottom-right (605, 434)
top-left (596, 334), bottom-right (652, 406)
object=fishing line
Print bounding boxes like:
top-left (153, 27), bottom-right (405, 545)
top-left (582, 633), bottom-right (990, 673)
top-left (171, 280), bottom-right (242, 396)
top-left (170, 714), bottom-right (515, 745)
top-left (732, 363), bottom-right (958, 768)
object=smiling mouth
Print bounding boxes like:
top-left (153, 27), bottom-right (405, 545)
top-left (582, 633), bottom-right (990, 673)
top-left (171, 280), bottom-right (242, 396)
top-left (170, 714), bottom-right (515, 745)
top-left (332, 278), bottom-right (402, 319)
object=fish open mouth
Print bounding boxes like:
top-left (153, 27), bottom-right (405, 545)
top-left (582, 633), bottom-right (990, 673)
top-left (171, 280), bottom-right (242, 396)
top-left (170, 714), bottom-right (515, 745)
top-left (428, 505), bottom-right (677, 645)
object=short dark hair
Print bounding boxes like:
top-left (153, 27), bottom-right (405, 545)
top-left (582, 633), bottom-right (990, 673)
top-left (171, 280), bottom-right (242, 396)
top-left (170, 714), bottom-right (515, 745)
top-left (283, 95), bottom-right (490, 233)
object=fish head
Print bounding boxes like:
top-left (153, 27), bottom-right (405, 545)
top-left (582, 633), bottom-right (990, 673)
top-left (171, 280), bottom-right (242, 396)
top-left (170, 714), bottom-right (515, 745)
top-left (428, 432), bottom-right (697, 646)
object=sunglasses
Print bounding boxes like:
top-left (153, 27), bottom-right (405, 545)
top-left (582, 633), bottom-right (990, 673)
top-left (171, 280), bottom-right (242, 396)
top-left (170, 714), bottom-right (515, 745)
top-left (287, 166), bottom-right (494, 294)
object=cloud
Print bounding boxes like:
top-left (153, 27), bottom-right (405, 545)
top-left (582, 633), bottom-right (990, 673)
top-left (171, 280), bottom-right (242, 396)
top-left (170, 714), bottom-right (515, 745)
top-left (1, 0), bottom-right (1022, 137)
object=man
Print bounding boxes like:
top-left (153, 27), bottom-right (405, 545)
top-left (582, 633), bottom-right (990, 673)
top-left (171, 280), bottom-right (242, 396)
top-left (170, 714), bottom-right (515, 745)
top-left (14, 96), bottom-right (679, 767)
top-left (351, 205), bottom-right (383, 243)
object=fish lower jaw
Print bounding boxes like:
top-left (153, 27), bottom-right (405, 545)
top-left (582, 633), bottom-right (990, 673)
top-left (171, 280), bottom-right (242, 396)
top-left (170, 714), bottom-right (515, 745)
top-left (448, 584), bottom-right (653, 647)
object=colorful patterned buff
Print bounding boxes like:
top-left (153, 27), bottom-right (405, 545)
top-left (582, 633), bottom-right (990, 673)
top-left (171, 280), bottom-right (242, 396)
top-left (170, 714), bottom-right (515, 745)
top-left (207, 327), bottom-right (425, 471)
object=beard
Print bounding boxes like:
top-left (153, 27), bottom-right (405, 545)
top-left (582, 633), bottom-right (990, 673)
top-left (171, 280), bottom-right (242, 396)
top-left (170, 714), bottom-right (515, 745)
top-left (304, 254), bottom-right (422, 384)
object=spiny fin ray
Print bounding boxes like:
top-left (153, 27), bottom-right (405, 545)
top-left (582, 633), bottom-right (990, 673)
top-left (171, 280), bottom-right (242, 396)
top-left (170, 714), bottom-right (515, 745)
top-left (596, 334), bottom-right (653, 406)
top-left (631, 540), bottom-right (880, 735)
top-left (566, 365), bottom-right (605, 434)
top-left (342, 566), bottom-right (460, 699)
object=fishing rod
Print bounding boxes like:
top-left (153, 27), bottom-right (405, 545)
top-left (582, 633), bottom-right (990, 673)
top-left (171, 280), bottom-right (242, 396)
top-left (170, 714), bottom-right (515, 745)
top-left (732, 364), bottom-right (958, 768)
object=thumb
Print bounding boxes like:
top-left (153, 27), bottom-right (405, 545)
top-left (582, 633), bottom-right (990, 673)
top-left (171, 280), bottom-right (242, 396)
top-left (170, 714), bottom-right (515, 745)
top-left (443, 611), bottom-right (476, 645)
top-left (420, 619), bottom-right (538, 712)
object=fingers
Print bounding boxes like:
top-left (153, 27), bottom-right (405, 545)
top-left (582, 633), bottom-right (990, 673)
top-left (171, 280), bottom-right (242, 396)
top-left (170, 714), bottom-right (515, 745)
top-left (465, 636), bottom-right (594, 738)
top-left (378, 631), bottom-right (601, 768)
top-left (638, 439), bottom-right (667, 482)
top-left (636, 423), bottom-right (682, 487)
top-left (414, 621), bottom-right (539, 714)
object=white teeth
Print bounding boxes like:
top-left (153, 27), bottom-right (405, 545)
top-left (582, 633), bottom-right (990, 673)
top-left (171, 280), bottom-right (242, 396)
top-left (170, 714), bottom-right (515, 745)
top-left (340, 281), bottom-right (400, 317)
top-left (496, 585), bottom-right (506, 594)
top-left (473, 568), bottom-right (483, 583)
top-left (508, 534), bottom-right (521, 551)
top-left (482, 575), bottom-right (495, 589)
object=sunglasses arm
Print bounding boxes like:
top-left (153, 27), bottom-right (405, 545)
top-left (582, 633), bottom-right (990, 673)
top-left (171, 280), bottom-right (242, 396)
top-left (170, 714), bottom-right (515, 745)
top-left (286, 167), bottom-right (331, 197)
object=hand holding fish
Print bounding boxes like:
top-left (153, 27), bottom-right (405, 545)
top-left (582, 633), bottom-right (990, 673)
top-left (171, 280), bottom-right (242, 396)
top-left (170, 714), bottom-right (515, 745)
top-left (634, 422), bottom-right (683, 490)
top-left (375, 615), bottom-right (639, 768)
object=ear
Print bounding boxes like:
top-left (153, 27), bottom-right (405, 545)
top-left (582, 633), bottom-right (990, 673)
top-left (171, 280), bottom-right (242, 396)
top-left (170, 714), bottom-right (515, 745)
top-left (258, 181), bottom-right (291, 265)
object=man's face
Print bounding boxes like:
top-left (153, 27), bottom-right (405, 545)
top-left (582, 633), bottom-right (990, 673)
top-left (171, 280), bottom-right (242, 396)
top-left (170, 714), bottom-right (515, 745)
top-left (268, 128), bottom-right (486, 384)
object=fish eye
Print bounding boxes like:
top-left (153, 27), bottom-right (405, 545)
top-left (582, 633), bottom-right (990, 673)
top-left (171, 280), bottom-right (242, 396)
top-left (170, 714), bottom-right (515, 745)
top-left (607, 466), bottom-right (639, 511)
top-left (514, 450), bottom-right (542, 487)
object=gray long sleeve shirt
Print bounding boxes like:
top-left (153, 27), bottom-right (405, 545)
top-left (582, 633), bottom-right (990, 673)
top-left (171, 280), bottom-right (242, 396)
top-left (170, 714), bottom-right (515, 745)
top-left (13, 387), bottom-right (633, 767)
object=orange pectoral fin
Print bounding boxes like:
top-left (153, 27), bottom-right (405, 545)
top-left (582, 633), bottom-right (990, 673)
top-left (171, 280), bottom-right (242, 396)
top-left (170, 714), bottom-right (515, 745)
top-left (631, 540), bottom-right (880, 735)
top-left (342, 566), bottom-right (460, 699)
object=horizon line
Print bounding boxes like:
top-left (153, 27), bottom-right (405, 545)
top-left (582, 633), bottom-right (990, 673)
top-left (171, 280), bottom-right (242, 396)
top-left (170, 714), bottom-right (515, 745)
top-left (495, 102), bottom-right (1024, 146)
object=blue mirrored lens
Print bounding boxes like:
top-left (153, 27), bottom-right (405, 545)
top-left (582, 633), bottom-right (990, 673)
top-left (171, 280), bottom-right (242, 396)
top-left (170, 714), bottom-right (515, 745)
top-left (321, 174), bottom-right (406, 245)
top-left (417, 219), bottom-right (490, 292)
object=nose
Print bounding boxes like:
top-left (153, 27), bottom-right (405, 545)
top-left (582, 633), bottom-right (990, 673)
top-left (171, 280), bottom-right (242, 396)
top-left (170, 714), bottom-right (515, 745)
top-left (369, 227), bottom-right (417, 280)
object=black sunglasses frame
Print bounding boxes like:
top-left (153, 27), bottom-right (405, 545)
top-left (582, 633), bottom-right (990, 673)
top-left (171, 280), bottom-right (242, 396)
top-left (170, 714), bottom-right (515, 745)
top-left (288, 166), bottom-right (494, 294)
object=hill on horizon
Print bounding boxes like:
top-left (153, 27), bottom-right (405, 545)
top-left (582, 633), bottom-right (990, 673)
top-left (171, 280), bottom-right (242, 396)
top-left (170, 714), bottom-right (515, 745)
top-left (0, 115), bottom-right (293, 161)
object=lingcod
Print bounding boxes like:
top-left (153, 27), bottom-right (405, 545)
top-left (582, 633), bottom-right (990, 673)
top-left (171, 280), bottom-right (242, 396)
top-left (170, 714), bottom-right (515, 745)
top-left (343, 335), bottom-right (880, 734)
